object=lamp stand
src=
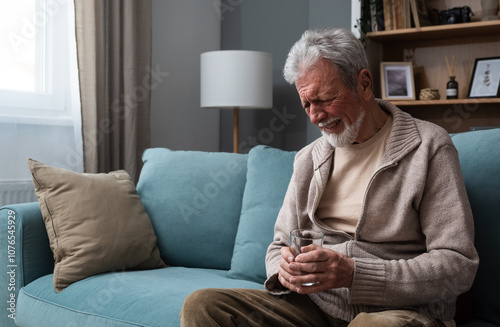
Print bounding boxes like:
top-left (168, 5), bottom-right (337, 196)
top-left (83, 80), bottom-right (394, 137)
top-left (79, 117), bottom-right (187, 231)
top-left (233, 107), bottom-right (239, 153)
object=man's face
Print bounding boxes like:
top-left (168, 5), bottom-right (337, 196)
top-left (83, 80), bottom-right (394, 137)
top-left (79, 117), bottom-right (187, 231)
top-left (295, 59), bottom-right (365, 147)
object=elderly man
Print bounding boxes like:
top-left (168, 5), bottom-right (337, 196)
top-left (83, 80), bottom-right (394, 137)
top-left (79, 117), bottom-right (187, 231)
top-left (181, 28), bottom-right (478, 327)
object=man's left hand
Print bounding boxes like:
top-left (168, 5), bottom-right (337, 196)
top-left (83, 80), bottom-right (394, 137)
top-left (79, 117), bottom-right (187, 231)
top-left (281, 244), bottom-right (354, 294)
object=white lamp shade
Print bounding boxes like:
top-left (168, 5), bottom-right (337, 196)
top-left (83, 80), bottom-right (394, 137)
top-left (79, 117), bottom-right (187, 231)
top-left (200, 50), bottom-right (272, 109)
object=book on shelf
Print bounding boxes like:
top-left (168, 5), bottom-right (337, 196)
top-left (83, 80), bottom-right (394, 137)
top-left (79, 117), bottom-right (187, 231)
top-left (392, 0), bottom-right (404, 29)
top-left (375, 0), bottom-right (430, 31)
top-left (370, 0), bottom-right (385, 32)
top-left (383, 0), bottom-right (393, 30)
top-left (414, 0), bottom-right (432, 27)
top-left (361, 0), bottom-right (385, 33)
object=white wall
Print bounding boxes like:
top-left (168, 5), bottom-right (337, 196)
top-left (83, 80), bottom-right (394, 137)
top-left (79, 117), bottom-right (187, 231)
top-left (150, 0), bottom-right (221, 151)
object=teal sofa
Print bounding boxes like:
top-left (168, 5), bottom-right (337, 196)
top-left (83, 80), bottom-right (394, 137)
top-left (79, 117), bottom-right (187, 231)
top-left (1, 128), bottom-right (499, 327)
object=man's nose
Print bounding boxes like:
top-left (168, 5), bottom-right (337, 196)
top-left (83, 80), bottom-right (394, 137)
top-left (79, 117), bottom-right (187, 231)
top-left (308, 104), bottom-right (326, 125)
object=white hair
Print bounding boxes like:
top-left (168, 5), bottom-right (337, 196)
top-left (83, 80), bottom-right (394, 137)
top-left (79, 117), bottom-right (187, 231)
top-left (283, 28), bottom-right (369, 90)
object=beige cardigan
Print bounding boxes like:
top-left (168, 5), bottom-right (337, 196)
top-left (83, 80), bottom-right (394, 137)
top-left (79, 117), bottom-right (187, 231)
top-left (265, 100), bottom-right (479, 322)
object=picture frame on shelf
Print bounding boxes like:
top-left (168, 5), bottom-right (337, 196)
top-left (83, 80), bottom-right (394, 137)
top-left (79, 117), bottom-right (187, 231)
top-left (467, 57), bottom-right (500, 98)
top-left (380, 62), bottom-right (415, 101)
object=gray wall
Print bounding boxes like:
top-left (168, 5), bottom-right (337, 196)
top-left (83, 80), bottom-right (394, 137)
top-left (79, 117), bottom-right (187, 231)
top-left (150, 0), bottom-right (352, 153)
top-left (150, 0), bottom-right (221, 152)
top-left (221, 0), bottom-right (352, 152)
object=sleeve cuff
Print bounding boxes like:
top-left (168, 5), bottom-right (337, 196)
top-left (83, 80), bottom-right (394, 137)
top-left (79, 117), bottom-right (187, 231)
top-left (349, 258), bottom-right (386, 304)
top-left (264, 273), bottom-right (292, 296)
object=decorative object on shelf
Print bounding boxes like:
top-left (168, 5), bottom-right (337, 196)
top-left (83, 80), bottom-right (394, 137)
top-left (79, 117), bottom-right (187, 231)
top-left (380, 62), bottom-right (416, 101)
top-left (445, 56), bottom-right (458, 99)
top-left (438, 6), bottom-right (473, 25)
top-left (200, 50), bottom-right (273, 153)
top-left (481, 0), bottom-right (499, 20)
top-left (468, 57), bottom-right (500, 98)
top-left (419, 88), bottom-right (440, 100)
top-left (446, 76), bottom-right (459, 99)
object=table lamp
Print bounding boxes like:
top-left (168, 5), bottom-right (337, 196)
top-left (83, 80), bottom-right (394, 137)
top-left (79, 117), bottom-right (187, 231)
top-left (200, 50), bottom-right (273, 153)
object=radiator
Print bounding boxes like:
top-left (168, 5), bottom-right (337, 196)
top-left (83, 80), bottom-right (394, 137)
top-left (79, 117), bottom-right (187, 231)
top-left (0, 180), bottom-right (37, 207)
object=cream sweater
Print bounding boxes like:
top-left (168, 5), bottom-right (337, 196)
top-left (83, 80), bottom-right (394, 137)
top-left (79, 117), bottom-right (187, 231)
top-left (316, 115), bottom-right (393, 235)
top-left (265, 100), bottom-right (479, 322)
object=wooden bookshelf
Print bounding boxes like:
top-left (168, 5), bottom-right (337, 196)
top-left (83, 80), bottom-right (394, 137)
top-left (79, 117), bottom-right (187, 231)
top-left (367, 20), bottom-right (500, 42)
top-left (365, 16), bottom-right (500, 132)
top-left (391, 98), bottom-right (500, 106)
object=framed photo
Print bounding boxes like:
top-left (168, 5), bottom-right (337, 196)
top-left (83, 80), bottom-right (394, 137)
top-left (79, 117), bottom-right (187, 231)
top-left (380, 62), bottom-right (415, 101)
top-left (467, 57), bottom-right (500, 98)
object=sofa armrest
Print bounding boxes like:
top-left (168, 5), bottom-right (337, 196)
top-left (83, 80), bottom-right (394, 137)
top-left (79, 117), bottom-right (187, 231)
top-left (0, 202), bottom-right (53, 325)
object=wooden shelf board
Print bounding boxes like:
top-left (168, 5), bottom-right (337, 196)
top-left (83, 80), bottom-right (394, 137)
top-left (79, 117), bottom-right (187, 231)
top-left (390, 98), bottom-right (500, 106)
top-left (366, 20), bottom-right (500, 43)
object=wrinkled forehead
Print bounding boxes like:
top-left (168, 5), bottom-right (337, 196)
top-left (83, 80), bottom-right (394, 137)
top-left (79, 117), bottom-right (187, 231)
top-left (295, 59), bottom-right (341, 88)
top-left (296, 57), bottom-right (331, 79)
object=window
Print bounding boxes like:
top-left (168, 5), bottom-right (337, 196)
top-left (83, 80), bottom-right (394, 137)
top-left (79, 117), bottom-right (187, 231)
top-left (0, 0), bottom-right (78, 124)
top-left (0, 0), bottom-right (82, 206)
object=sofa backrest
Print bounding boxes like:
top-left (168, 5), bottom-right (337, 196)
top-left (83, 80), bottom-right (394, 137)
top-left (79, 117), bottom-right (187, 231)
top-left (137, 148), bottom-right (248, 270)
top-left (450, 128), bottom-right (500, 325)
top-left (136, 146), bottom-right (297, 280)
top-left (227, 146), bottom-right (296, 283)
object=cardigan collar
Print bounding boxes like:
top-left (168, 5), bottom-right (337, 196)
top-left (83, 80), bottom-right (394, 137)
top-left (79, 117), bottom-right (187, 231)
top-left (310, 99), bottom-right (422, 170)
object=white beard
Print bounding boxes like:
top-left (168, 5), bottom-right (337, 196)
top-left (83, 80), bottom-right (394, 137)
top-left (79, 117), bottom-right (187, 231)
top-left (321, 111), bottom-right (365, 148)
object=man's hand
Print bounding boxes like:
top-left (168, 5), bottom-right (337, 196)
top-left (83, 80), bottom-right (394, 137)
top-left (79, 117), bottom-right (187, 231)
top-left (278, 245), bottom-right (354, 294)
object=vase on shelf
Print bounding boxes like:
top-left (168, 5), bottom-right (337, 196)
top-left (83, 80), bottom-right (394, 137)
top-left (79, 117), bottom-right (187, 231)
top-left (446, 76), bottom-right (458, 99)
top-left (481, 0), bottom-right (500, 20)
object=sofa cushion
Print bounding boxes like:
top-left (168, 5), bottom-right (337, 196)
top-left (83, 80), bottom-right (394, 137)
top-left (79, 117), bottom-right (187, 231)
top-left (137, 148), bottom-right (248, 270)
top-left (27, 159), bottom-right (166, 293)
top-left (15, 267), bottom-right (264, 327)
top-left (450, 128), bottom-right (500, 325)
top-left (228, 145), bottom-right (296, 283)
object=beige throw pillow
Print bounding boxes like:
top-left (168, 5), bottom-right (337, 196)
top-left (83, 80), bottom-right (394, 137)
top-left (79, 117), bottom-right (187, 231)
top-left (28, 159), bottom-right (166, 292)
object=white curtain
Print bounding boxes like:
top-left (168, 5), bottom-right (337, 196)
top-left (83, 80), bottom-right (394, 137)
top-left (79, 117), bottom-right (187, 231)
top-left (0, 0), bottom-right (83, 206)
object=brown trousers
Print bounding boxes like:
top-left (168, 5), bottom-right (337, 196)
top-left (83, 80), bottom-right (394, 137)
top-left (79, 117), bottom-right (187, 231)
top-left (180, 288), bottom-right (447, 327)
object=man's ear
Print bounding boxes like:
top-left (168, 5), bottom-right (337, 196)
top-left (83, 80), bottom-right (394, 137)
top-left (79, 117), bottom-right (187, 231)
top-left (357, 69), bottom-right (373, 100)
